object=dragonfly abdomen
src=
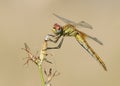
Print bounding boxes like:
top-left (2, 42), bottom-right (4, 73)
top-left (75, 34), bottom-right (107, 71)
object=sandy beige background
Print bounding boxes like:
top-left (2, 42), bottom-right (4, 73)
top-left (0, 0), bottom-right (120, 86)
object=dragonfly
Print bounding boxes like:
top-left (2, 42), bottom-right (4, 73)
top-left (46, 13), bottom-right (107, 71)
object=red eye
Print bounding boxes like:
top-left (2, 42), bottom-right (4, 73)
top-left (54, 23), bottom-right (61, 30)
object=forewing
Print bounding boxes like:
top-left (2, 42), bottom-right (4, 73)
top-left (53, 13), bottom-right (93, 29)
top-left (53, 13), bottom-right (76, 25)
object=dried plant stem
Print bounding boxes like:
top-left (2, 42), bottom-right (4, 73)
top-left (38, 64), bottom-right (45, 86)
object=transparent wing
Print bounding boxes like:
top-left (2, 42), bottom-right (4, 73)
top-left (87, 35), bottom-right (103, 45)
top-left (77, 21), bottom-right (93, 29)
top-left (53, 13), bottom-right (93, 29)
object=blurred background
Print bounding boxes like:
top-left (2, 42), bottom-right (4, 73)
top-left (0, 0), bottom-right (120, 86)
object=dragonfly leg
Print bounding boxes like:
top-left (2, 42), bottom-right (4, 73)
top-left (47, 34), bottom-right (56, 37)
top-left (46, 37), bottom-right (64, 50)
top-left (45, 34), bottom-right (61, 43)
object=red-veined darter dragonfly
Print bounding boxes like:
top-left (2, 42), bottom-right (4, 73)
top-left (45, 13), bottom-right (107, 71)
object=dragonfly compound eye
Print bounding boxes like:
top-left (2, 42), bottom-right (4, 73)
top-left (54, 23), bottom-right (61, 30)
top-left (53, 23), bottom-right (62, 34)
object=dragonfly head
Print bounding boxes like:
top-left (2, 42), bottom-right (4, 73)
top-left (52, 23), bottom-right (63, 35)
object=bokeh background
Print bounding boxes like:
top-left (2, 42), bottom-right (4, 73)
top-left (0, 0), bottom-right (120, 86)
